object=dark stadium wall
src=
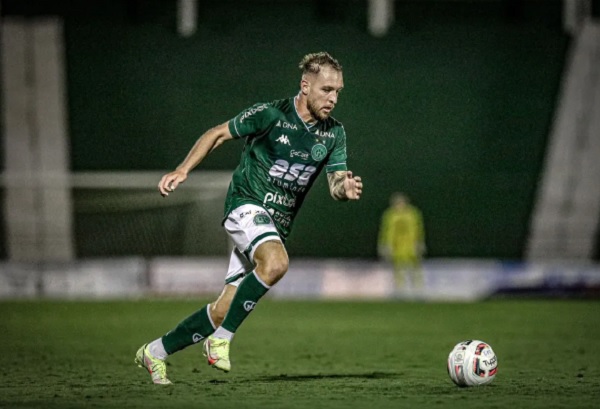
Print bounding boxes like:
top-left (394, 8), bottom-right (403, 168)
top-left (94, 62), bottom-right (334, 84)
top-left (2, 1), bottom-right (571, 259)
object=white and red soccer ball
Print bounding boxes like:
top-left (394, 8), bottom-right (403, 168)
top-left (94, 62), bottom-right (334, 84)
top-left (447, 340), bottom-right (498, 387)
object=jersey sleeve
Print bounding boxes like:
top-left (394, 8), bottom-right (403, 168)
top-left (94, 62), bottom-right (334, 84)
top-left (228, 102), bottom-right (276, 139)
top-left (326, 125), bottom-right (348, 173)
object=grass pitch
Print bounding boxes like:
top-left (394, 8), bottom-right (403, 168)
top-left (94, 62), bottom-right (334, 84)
top-left (2, 298), bottom-right (599, 409)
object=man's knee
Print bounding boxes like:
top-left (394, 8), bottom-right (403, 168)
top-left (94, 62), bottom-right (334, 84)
top-left (264, 256), bottom-right (289, 283)
top-left (254, 241), bottom-right (289, 285)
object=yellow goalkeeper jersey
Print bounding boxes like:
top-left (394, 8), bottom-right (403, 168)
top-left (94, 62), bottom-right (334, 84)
top-left (378, 204), bottom-right (425, 259)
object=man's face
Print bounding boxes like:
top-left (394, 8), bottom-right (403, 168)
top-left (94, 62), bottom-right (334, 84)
top-left (303, 66), bottom-right (344, 121)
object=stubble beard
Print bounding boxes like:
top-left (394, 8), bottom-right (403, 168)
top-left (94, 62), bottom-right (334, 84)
top-left (307, 99), bottom-right (330, 122)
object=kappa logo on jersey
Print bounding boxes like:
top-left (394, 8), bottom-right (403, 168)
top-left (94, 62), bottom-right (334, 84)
top-left (276, 120), bottom-right (298, 130)
top-left (276, 135), bottom-right (290, 145)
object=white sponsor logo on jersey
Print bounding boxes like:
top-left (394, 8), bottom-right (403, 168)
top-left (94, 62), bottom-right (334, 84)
top-left (268, 160), bottom-right (316, 189)
top-left (276, 135), bottom-right (291, 145)
top-left (290, 150), bottom-right (309, 160)
top-left (239, 104), bottom-right (268, 123)
top-left (276, 120), bottom-right (298, 130)
top-left (264, 192), bottom-right (296, 208)
top-left (192, 333), bottom-right (204, 343)
top-left (316, 130), bottom-right (335, 138)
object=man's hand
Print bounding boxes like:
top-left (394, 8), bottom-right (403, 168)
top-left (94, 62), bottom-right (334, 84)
top-left (327, 170), bottom-right (363, 201)
top-left (343, 171), bottom-right (362, 200)
top-left (158, 169), bottom-right (188, 197)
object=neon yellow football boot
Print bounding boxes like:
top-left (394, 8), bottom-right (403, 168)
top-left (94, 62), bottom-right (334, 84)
top-left (203, 336), bottom-right (231, 373)
top-left (135, 343), bottom-right (172, 385)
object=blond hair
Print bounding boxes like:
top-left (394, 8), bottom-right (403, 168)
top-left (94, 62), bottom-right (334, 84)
top-left (298, 52), bottom-right (342, 75)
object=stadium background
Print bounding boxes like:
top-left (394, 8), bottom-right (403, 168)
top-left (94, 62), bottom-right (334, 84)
top-left (2, 0), bottom-right (591, 258)
top-left (64, 0), bottom-right (567, 260)
top-left (2, 1), bottom-right (600, 408)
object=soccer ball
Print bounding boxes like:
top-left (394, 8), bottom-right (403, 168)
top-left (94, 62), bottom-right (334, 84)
top-left (447, 340), bottom-right (498, 387)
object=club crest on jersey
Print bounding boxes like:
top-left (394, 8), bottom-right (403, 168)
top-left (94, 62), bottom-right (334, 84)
top-left (311, 144), bottom-right (327, 161)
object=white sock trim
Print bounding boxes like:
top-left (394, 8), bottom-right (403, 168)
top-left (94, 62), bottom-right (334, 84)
top-left (252, 270), bottom-right (271, 289)
top-left (206, 303), bottom-right (216, 330)
top-left (212, 327), bottom-right (234, 341)
top-left (148, 338), bottom-right (168, 360)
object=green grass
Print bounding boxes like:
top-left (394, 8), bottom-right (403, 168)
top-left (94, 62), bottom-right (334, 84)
top-left (1, 299), bottom-right (599, 408)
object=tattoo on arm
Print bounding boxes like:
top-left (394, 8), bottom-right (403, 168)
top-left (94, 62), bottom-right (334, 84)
top-left (327, 171), bottom-right (348, 201)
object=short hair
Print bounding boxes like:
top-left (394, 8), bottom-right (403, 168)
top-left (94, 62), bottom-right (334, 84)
top-left (299, 52), bottom-right (342, 75)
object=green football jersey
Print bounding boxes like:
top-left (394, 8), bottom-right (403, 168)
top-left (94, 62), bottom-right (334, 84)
top-left (225, 96), bottom-right (348, 239)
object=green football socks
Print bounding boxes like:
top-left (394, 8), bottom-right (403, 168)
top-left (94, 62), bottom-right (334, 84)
top-left (161, 305), bottom-right (215, 354)
top-left (221, 271), bottom-right (270, 333)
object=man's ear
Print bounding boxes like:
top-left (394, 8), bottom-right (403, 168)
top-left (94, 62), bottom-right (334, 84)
top-left (300, 77), bottom-right (310, 95)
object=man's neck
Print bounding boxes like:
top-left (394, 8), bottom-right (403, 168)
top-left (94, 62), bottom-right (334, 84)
top-left (294, 94), bottom-right (317, 125)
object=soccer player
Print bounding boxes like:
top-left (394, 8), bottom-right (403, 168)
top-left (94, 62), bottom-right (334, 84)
top-left (135, 52), bottom-right (363, 384)
top-left (378, 192), bottom-right (426, 294)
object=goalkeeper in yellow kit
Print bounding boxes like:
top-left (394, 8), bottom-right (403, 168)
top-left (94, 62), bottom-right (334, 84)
top-left (378, 192), bottom-right (426, 293)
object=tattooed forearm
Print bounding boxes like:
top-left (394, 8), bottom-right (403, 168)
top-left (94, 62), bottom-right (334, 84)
top-left (327, 171), bottom-right (348, 201)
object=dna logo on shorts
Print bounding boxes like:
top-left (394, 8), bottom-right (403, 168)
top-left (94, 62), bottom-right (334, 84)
top-left (243, 301), bottom-right (256, 312)
top-left (192, 333), bottom-right (204, 343)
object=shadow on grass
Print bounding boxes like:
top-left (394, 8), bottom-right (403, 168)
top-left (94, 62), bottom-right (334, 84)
top-left (257, 371), bottom-right (402, 382)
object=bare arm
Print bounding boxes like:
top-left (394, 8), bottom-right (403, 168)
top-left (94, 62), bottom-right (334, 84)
top-left (158, 122), bottom-right (233, 197)
top-left (327, 170), bottom-right (363, 201)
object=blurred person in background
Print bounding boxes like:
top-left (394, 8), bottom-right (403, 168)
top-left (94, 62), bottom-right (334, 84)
top-left (378, 192), bottom-right (426, 295)
top-left (135, 51), bottom-right (363, 384)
